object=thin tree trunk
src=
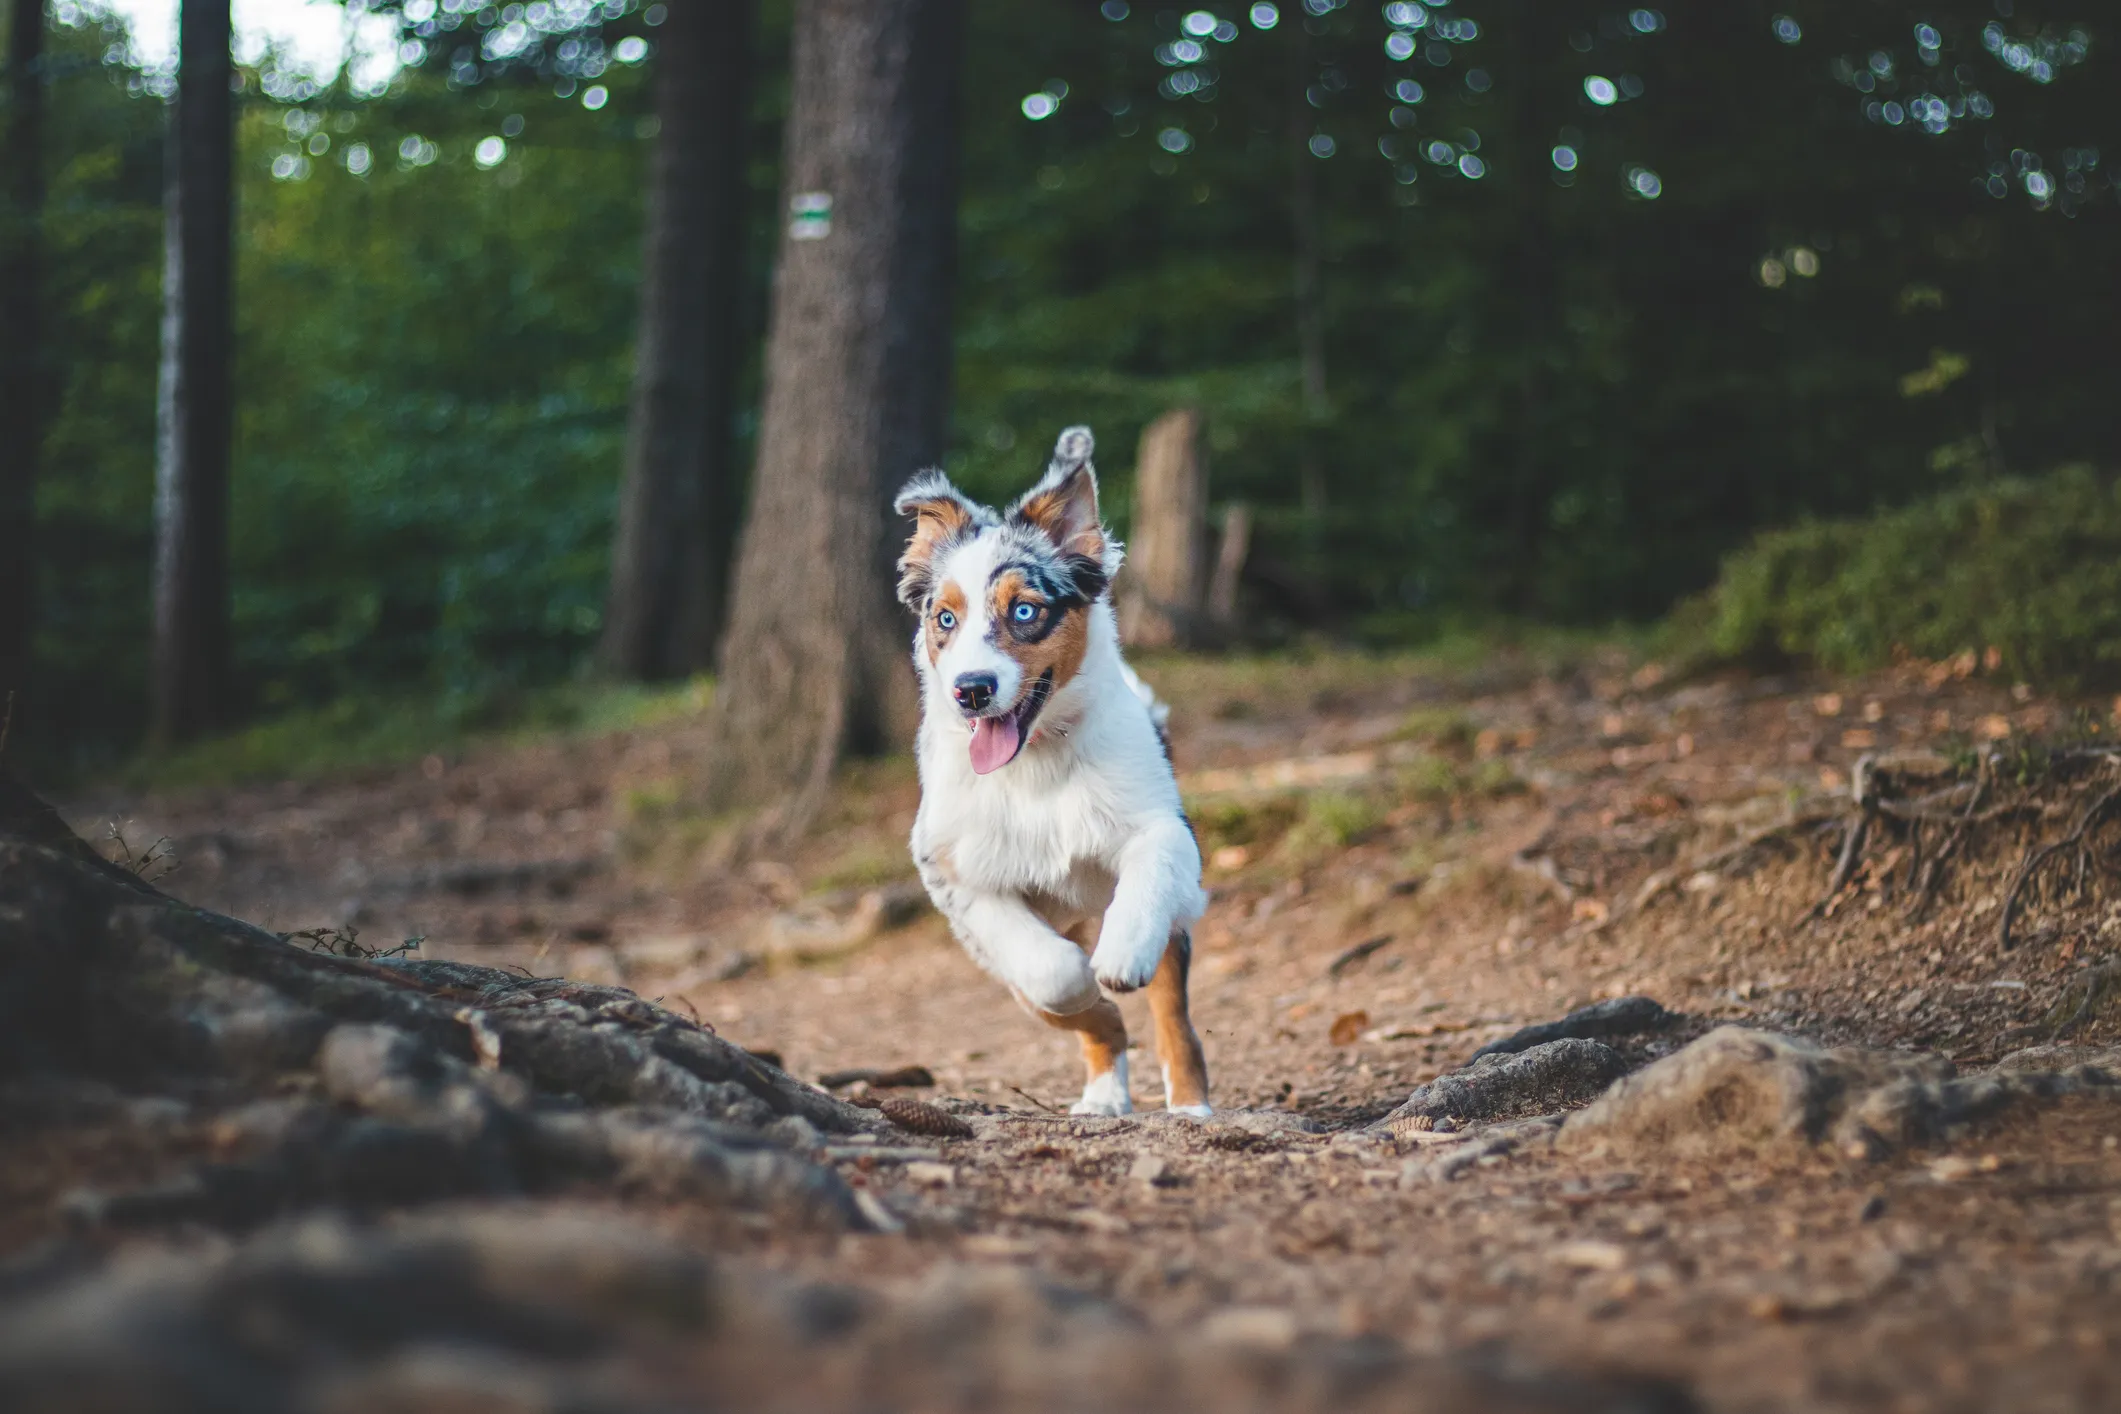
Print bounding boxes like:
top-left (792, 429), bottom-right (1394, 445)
top-left (1503, 0), bottom-right (1549, 613)
top-left (696, 0), bottom-right (963, 824)
top-left (0, 0), bottom-right (47, 708)
top-left (598, 0), bottom-right (756, 681)
top-left (1205, 502), bottom-right (1251, 631)
top-left (1288, 28), bottom-right (1328, 537)
top-left (151, 0), bottom-right (236, 745)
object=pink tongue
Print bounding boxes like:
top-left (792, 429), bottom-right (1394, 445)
top-left (969, 714), bottom-right (1023, 774)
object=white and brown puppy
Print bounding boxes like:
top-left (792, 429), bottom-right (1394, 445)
top-left (894, 427), bottom-right (1210, 1117)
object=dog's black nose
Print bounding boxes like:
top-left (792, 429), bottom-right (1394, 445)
top-left (953, 672), bottom-right (997, 714)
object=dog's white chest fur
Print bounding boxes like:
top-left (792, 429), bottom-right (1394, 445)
top-left (909, 605), bottom-right (1204, 1009)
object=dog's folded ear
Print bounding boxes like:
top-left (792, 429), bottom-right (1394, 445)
top-left (1010, 426), bottom-right (1120, 598)
top-left (893, 470), bottom-right (986, 608)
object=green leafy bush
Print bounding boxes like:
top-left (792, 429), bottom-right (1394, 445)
top-left (1689, 467), bottom-right (2121, 689)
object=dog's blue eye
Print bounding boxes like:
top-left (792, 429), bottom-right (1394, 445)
top-left (1013, 603), bottom-right (1038, 623)
top-left (937, 610), bottom-right (957, 631)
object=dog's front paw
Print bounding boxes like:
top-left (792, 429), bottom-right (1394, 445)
top-left (1091, 944), bottom-right (1161, 994)
top-left (1071, 1068), bottom-right (1133, 1116)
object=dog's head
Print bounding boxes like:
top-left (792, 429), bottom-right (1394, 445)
top-left (893, 426), bottom-right (1122, 775)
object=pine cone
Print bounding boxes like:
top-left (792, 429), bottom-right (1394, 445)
top-left (879, 1096), bottom-right (974, 1139)
top-left (1381, 1111), bottom-right (1459, 1140)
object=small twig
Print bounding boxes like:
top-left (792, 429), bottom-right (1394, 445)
top-left (1327, 934), bottom-right (1394, 978)
top-left (1004, 1083), bottom-right (1060, 1114)
top-left (280, 925), bottom-right (422, 961)
top-left (0, 689), bottom-right (13, 762)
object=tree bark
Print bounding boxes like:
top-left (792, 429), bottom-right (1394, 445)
top-left (0, 0), bottom-right (47, 709)
top-left (1205, 502), bottom-right (1251, 631)
top-left (597, 0), bottom-right (757, 681)
top-left (1119, 407), bottom-right (1209, 650)
top-left (1288, 25), bottom-right (1329, 537)
top-left (696, 0), bottom-right (963, 824)
top-left (151, 0), bottom-right (236, 745)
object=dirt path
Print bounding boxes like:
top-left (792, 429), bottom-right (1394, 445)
top-left (51, 647), bottom-right (2121, 1411)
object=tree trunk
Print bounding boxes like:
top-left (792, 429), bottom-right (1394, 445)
top-left (1205, 502), bottom-right (1251, 631)
top-left (1288, 25), bottom-right (1329, 538)
top-left (150, 0), bottom-right (236, 746)
top-left (1119, 407), bottom-right (1209, 650)
top-left (696, 0), bottom-right (963, 824)
top-left (0, 0), bottom-right (47, 709)
top-left (597, 0), bottom-right (757, 681)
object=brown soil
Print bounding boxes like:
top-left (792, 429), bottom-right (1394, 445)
top-left (43, 648), bottom-right (2121, 1411)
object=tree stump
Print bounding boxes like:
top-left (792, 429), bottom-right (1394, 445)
top-left (1119, 407), bottom-right (1209, 650)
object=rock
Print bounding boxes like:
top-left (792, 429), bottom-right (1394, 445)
top-left (1129, 1153), bottom-right (1172, 1187)
top-left (1557, 1026), bottom-right (2121, 1161)
top-left (1471, 996), bottom-right (1677, 1061)
top-left (1199, 1305), bottom-right (1300, 1350)
top-left (1551, 1241), bottom-right (1628, 1272)
top-left (1375, 1038), bottom-right (1628, 1132)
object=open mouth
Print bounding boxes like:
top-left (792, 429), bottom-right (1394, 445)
top-left (968, 669), bottom-right (1054, 775)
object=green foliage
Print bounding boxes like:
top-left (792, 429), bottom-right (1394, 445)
top-left (1690, 466), bottom-right (2121, 689)
top-left (20, 0), bottom-right (2120, 778)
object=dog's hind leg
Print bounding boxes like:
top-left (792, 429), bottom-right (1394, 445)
top-left (1037, 998), bottom-right (1132, 1115)
top-left (1145, 931), bottom-right (1211, 1116)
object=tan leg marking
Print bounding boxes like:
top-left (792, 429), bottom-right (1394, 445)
top-left (1038, 995), bottom-right (1129, 1084)
top-left (1038, 920), bottom-right (1128, 1086)
top-left (1145, 932), bottom-right (1210, 1110)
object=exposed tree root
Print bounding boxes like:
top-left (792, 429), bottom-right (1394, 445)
top-left (1997, 782), bottom-right (2121, 953)
top-left (0, 768), bottom-right (880, 1234)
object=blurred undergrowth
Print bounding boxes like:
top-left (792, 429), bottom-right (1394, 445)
top-left (127, 676), bottom-right (710, 792)
top-left (1673, 465), bottom-right (2121, 691)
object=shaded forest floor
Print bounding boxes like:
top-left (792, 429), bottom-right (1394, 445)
top-left (29, 645), bottom-right (2121, 1412)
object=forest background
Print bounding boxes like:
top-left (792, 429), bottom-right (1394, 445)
top-left (8, 0), bottom-right (2115, 778)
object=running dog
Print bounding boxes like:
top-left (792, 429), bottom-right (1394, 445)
top-left (893, 426), bottom-right (1210, 1117)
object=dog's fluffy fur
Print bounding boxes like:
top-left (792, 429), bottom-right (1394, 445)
top-left (894, 427), bottom-right (1211, 1117)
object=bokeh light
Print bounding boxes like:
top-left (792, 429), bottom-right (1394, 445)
top-left (1585, 76), bottom-right (1618, 105)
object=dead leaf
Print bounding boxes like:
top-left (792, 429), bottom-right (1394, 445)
top-left (1329, 1010), bottom-right (1370, 1046)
